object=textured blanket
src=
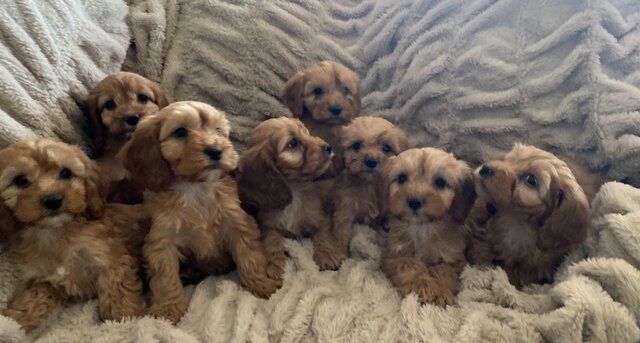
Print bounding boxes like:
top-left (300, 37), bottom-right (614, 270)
top-left (1, 182), bottom-right (639, 342)
top-left (0, 0), bottom-right (129, 150)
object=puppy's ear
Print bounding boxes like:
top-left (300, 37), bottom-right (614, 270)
top-left (376, 157), bottom-right (395, 218)
top-left (0, 204), bottom-right (18, 242)
top-left (280, 71), bottom-right (305, 117)
top-left (84, 89), bottom-right (106, 155)
top-left (80, 152), bottom-right (108, 219)
top-left (120, 116), bottom-right (172, 191)
top-left (537, 179), bottom-right (589, 250)
top-left (237, 143), bottom-right (291, 211)
top-left (450, 168), bottom-right (477, 223)
top-left (149, 80), bottom-right (169, 109)
top-left (383, 126), bottom-right (409, 155)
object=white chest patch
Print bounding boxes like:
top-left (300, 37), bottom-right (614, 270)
top-left (173, 180), bottom-right (213, 209)
top-left (496, 213), bottom-right (538, 256)
top-left (407, 221), bottom-right (434, 246)
top-left (279, 188), bottom-right (303, 232)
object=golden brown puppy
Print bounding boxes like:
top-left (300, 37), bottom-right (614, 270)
top-left (0, 140), bottom-right (144, 331)
top-left (331, 117), bottom-right (408, 267)
top-left (237, 117), bottom-right (337, 277)
top-left (466, 144), bottom-right (590, 288)
top-left (85, 72), bottom-right (168, 204)
top-left (281, 61), bottom-right (360, 174)
top-left (380, 148), bottom-right (476, 305)
top-left (120, 101), bottom-right (280, 323)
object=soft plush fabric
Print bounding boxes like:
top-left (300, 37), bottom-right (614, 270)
top-left (1, 182), bottom-right (639, 342)
top-left (126, 0), bottom-right (640, 184)
top-left (0, 0), bottom-right (129, 150)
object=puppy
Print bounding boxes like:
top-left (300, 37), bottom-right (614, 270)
top-left (85, 72), bottom-right (168, 204)
top-left (237, 117), bottom-right (337, 277)
top-left (331, 117), bottom-right (408, 267)
top-left (467, 144), bottom-right (590, 288)
top-left (380, 148), bottom-right (476, 305)
top-left (281, 61), bottom-right (360, 174)
top-left (120, 101), bottom-right (280, 323)
top-left (0, 140), bottom-right (144, 331)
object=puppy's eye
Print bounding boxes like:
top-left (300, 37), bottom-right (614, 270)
top-left (59, 168), bottom-right (72, 180)
top-left (13, 175), bottom-right (30, 188)
top-left (137, 94), bottom-right (149, 103)
top-left (104, 100), bottom-right (117, 111)
top-left (382, 144), bottom-right (392, 153)
top-left (351, 142), bottom-right (362, 151)
top-left (312, 88), bottom-right (323, 95)
top-left (397, 173), bottom-right (407, 184)
top-left (343, 87), bottom-right (350, 95)
top-left (288, 138), bottom-right (298, 149)
top-left (434, 178), bottom-right (446, 189)
top-left (174, 127), bottom-right (188, 138)
top-left (525, 174), bottom-right (537, 187)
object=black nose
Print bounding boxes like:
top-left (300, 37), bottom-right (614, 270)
top-left (479, 165), bottom-right (494, 177)
top-left (364, 159), bottom-right (378, 169)
top-left (124, 115), bottom-right (140, 126)
top-left (329, 106), bottom-right (342, 116)
top-left (42, 194), bottom-right (63, 210)
top-left (407, 198), bottom-right (422, 212)
top-left (323, 145), bottom-right (332, 154)
top-left (204, 147), bottom-right (223, 161)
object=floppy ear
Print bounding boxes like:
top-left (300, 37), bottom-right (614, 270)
top-left (376, 158), bottom-right (395, 219)
top-left (0, 203), bottom-right (18, 242)
top-left (280, 71), bottom-right (305, 117)
top-left (450, 169), bottom-right (477, 223)
top-left (80, 153), bottom-right (108, 219)
top-left (84, 90), bottom-right (106, 156)
top-left (537, 180), bottom-right (590, 250)
top-left (120, 116), bottom-right (173, 191)
top-left (383, 126), bottom-right (409, 155)
top-left (149, 80), bottom-right (169, 109)
top-left (237, 143), bottom-right (291, 211)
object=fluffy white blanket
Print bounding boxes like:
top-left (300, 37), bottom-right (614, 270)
top-left (1, 182), bottom-right (639, 342)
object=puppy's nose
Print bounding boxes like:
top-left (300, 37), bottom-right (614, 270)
top-left (124, 115), bottom-right (140, 126)
top-left (204, 147), bottom-right (223, 161)
top-left (407, 198), bottom-right (422, 212)
top-left (364, 159), bottom-right (378, 169)
top-left (323, 145), bottom-right (332, 154)
top-left (329, 106), bottom-right (342, 116)
top-left (479, 165), bottom-right (494, 177)
top-left (42, 194), bottom-right (63, 211)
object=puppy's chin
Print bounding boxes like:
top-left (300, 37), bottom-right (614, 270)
top-left (394, 211), bottom-right (436, 225)
top-left (311, 158), bottom-right (333, 181)
top-left (36, 213), bottom-right (74, 229)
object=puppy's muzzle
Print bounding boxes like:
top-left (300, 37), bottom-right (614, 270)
top-left (364, 158), bottom-right (378, 170)
top-left (42, 194), bottom-right (63, 211)
top-left (124, 114), bottom-right (140, 126)
top-left (479, 165), bottom-right (494, 177)
top-left (406, 198), bottom-right (423, 212)
top-left (329, 106), bottom-right (342, 116)
top-left (204, 146), bottom-right (223, 161)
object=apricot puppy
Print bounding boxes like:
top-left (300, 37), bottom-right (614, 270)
top-left (0, 140), bottom-right (144, 331)
top-left (380, 148), bottom-right (476, 305)
top-left (281, 61), bottom-right (360, 174)
top-left (121, 101), bottom-right (280, 323)
top-left (237, 117), bottom-right (337, 277)
top-left (85, 72), bottom-right (168, 204)
top-left (331, 117), bottom-right (408, 267)
top-left (467, 144), bottom-right (590, 287)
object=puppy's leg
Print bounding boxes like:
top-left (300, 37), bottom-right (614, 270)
top-left (227, 210), bottom-right (282, 298)
top-left (313, 222), bottom-right (346, 271)
top-left (426, 262), bottom-right (465, 306)
top-left (98, 251), bottom-right (145, 321)
top-left (3, 282), bottom-right (64, 331)
top-left (332, 203), bottom-right (358, 262)
top-left (263, 228), bottom-right (286, 280)
top-left (144, 227), bottom-right (186, 323)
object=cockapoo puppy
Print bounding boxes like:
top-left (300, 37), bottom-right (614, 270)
top-left (120, 101), bottom-right (280, 323)
top-left (331, 117), bottom-right (408, 268)
top-left (281, 61), bottom-right (360, 175)
top-left (237, 117), bottom-right (338, 277)
top-left (466, 144), bottom-right (590, 287)
top-left (0, 140), bottom-right (144, 331)
top-left (85, 72), bottom-right (168, 204)
top-left (380, 148), bottom-right (477, 305)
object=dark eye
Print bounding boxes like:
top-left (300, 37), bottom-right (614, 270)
top-left (343, 87), bottom-right (350, 95)
top-left (434, 178), bottom-right (446, 189)
top-left (59, 168), bottom-right (72, 180)
top-left (137, 94), bottom-right (149, 103)
top-left (104, 100), bottom-right (116, 110)
top-left (288, 138), bottom-right (298, 148)
top-left (397, 173), bottom-right (407, 184)
top-left (352, 142), bottom-right (362, 151)
top-left (13, 175), bottom-right (30, 188)
top-left (174, 127), bottom-right (188, 138)
top-left (525, 174), bottom-right (537, 187)
top-left (312, 88), bottom-right (323, 95)
top-left (382, 144), bottom-right (392, 153)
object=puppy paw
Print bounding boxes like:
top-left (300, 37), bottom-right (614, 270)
top-left (245, 274), bottom-right (282, 298)
top-left (404, 278), bottom-right (454, 306)
top-left (314, 248), bottom-right (347, 271)
top-left (148, 301), bottom-right (187, 324)
top-left (266, 262), bottom-right (285, 280)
